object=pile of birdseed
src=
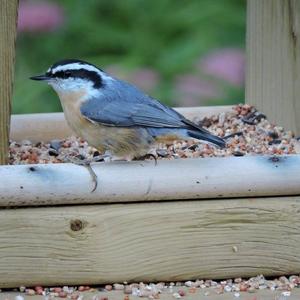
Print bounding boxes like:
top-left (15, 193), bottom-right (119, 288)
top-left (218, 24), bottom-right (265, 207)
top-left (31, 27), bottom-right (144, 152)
top-left (9, 274), bottom-right (299, 299)
top-left (9, 104), bottom-right (300, 165)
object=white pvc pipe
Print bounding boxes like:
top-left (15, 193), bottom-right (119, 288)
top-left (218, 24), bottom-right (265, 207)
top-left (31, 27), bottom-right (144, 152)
top-left (1, 155), bottom-right (299, 206)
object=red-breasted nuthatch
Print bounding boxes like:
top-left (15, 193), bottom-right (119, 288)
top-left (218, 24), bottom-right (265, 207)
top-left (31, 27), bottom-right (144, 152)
top-left (31, 59), bottom-right (225, 160)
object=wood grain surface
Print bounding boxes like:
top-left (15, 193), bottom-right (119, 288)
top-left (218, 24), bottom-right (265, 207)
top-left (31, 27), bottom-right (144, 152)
top-left (0, 289), bottom-right (299, 300)
top-left (246, 0), bottom-right (300, 135)
top-left (0, 0), bottom-right (18, 164)
top-left (0, 196), bottom-right (299, 287)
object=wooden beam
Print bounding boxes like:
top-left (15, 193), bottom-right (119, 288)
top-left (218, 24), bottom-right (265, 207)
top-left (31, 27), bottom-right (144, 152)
top-left (0, 196), bottom-right (299, 287)
top-left (0, 0), bottom-right (18, 164)
top-left (2, 290), bottom-right (300, 300)
top-left (1, 155), bottom-right (300, 207)
top-left (10, 106), bottom-right (233, 142)
top-left (246, 0), bottom-right (300, 135)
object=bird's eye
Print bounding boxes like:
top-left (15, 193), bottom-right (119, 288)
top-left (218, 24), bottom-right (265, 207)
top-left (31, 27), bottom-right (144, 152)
top-left (64, 71), bottom-right (71, 77)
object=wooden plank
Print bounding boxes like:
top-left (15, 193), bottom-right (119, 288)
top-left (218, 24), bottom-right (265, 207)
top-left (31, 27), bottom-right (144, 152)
top-left (0, 0), bottom-right (18, 164)
top-left (246, 0), bottom-right (300, 135)
top-left (10, 106), bottom-right (233, 142)
top-left (0, 196), bottom-right (299, 287)
top-left (1, 155), bottom-right (300, 206)
top-left (2, 289), bottom-right (300, 300)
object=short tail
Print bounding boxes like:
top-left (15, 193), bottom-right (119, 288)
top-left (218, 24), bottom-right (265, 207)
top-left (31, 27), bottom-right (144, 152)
top-left (187, 129), bottom-right (226, 148)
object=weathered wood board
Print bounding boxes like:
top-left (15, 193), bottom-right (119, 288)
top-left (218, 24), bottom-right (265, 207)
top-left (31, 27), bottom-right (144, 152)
top-left (0, 0), bottom-right (18, 164)
top-left (246, 0), bottom-right (300, 135)
top-left (0, 196), bottom-right (299, 287)
top-left (1, 155), bottom-right (300, 206)
top-left (1, 289), bottom-right (300, 300)
top-left (10, 106), bottom-right (233, 142)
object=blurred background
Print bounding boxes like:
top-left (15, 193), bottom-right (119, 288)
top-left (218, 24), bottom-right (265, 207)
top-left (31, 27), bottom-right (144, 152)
top-left (14, 0), bottom-right (246, 114)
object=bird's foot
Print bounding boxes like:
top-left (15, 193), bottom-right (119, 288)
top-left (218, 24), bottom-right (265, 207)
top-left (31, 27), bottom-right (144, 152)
top-left (134, 152), bottom-right (158, 165)
top-left (61, 153), bottom-right (111, 192)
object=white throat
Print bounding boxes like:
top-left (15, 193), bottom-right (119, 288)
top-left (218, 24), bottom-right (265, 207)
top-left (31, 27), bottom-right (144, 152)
top-left (49, 78), bottom-right (102, 100)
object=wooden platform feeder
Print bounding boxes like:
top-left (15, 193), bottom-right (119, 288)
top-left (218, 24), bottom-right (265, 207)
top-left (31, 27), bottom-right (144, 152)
top-left (0, 0), bottom-right (300, 288)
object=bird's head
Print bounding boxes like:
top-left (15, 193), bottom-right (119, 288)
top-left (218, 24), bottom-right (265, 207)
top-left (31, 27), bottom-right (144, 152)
top-left (30, 59), bottom-right (112, 96)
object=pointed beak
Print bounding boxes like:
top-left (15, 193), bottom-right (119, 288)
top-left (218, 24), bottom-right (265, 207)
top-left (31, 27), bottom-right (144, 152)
top-left (30, 74), bottom-right (51, 81)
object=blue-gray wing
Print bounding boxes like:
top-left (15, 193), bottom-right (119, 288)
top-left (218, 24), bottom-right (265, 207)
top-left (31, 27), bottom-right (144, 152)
top-left (80, 79), bottom-right (188, 128)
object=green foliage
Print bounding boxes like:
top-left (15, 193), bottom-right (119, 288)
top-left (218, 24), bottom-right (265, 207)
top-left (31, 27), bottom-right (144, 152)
top-left (14, 0), bottom-right (246, 113)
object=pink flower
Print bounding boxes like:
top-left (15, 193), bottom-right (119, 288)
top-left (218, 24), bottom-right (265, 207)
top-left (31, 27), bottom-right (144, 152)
top-left (18, 0), bottom-right (64, 33)
top-left (199, 48), bottom-right (245, 87)
top-left (175, 75), bottom-right (222, 106)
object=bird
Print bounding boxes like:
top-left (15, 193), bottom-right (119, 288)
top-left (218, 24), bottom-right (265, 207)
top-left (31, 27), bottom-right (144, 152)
top-left (30, 59), bottom-right (225, 161)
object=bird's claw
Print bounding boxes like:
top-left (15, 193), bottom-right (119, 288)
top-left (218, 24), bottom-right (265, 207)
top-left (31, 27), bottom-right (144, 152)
top-left (84, 164), bottom-right (98, 192)
top-left (61, 153), bottom-right (110, 192)
top-left (135, 153), bottom-right (158, 165)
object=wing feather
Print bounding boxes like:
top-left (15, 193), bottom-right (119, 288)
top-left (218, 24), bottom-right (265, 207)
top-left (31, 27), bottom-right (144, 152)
top-left (80, 79), bottom-right (188, 128)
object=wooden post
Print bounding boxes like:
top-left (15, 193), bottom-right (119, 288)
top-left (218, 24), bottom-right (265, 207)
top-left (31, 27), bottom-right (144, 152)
top-left (0, 0), bottom-right (18, 164)
top-left (246, 0), bottom-right (300, 135)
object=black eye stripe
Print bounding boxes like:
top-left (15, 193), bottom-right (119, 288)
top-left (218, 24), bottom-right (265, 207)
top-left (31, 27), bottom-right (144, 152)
top-left (53, 71), bottom-right (70, 78)
top-left (51, 68), bottom-right (102, 88)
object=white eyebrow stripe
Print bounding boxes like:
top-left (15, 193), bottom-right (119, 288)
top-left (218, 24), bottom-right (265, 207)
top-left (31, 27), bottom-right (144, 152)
top-left (50, 62), bottom-right (115, 81)
top-left (51, 63), bottom-right (101, 74)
